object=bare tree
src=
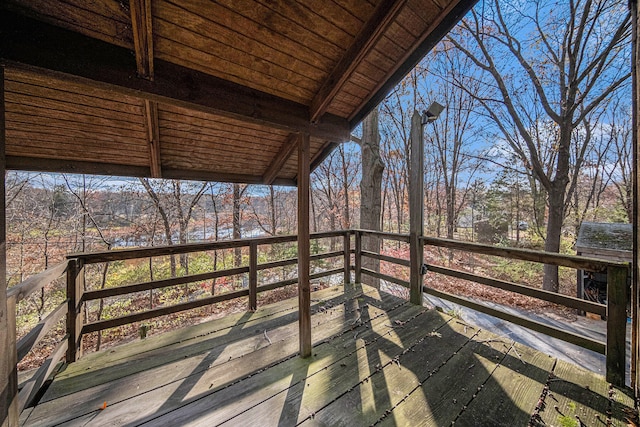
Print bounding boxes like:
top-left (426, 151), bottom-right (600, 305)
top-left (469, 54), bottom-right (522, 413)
top-left (140, 178), bottom-right (208, 276)
top-left (232, 183), bottom-right (248, 268)
top-left (608, 100), bottom-right (633, 221)
top-left (425, 48), bottom-right (484, 241)
top-left (448, 0), bottom-right (631, 291)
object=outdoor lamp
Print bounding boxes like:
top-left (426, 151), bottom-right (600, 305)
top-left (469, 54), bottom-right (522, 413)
top-left (422, 101), bottom-right (445, 124)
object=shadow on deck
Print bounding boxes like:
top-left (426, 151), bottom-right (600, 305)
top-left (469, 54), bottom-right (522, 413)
top-left (21, 284), bottom-right (635, 426)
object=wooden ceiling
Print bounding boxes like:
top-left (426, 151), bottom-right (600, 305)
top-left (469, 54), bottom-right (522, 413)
top-left (0, 0), bottom-right (476, 185)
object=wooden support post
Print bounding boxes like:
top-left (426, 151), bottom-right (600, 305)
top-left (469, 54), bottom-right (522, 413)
top-left (249, 241), bottom-right (257, 311)
top-left (607, 265), bottom-right (628, 387)
top-left (409, 110), bottom-right (424, 306)
top-left (1, 66), bottom-right (19, 427)
top-left (355, 231), bottom-right (362, 284)
top-left (297, 133), bottom-right (311, 358)
top-left (343, 232), bottom-right (351, 284)
top-left (4, 295), bottom-right (17, 427)
top-left (66, 259), bottom-right (84, 362)
top-left (630, 0), bottom-right (639, 395)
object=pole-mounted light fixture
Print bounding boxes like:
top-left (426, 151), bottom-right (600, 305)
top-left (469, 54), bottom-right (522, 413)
top-left (421, 101), bottom-right (445, 125)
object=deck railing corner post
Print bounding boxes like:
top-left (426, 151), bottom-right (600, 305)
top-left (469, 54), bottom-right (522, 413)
top-left (66, 258), bottom-right (84, 363)
top-left (606, 265), bottom-right (628, 387)
top-left (6, 293), bottom-right (19, 426)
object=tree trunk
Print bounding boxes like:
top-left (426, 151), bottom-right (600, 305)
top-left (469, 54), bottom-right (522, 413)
top-left (360, 108), bottom-right (384, 287)
top-left (339, 145), bottom-right (351, 229)
top-left (542, 182), bottom-right (566, 292)
top-left (233, 183), bottom-right (242, 268)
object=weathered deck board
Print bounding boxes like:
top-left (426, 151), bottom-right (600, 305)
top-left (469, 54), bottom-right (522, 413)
top-left (537, 359), bottom-right (635, 426)
top-left (220, 306), bottom-right (439, 426)
top-left (24, 285), bottom-right (399, 426)
top-left (22, 284), bottom-right (636, 427)
top-left (453, 342), bottom-right (554, 426)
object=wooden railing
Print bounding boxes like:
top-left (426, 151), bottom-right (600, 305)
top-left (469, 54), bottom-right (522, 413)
top-left (8, 228), bottom-right (632, 416)
top-left (353, 229), bottom-right (630, 387)
top-left (65, 230), bottom-right (352, 361)
top-left (6, 260), bottom-right (69, 414)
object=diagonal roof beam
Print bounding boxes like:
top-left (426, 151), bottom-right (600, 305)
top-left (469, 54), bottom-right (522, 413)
top-left (130, 0), bottom-right (154, 80)
top-left (262, 133), bottom-right (299, 185)
top-left (349, 0), bottom-right (478, 126)
top-left (310, 0), bottom-right (407, 123)
top-left (0, 11), bottom-right (350, 143)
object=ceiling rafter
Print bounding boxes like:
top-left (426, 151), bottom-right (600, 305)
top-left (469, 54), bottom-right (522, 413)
top-left (0, 12), bottom-right (350, 143)
top-left (310, 0), bottom-right (407, 123)
top-left (130, 0), bottom-right (154, 80)
top-left (262, 133), bottom-right (299, 185)
top-left (143, 100), bottom-right (162, 178)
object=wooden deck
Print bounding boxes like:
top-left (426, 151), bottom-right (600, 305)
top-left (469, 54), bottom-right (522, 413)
top-left (21, 284), bottom-right (635, 426)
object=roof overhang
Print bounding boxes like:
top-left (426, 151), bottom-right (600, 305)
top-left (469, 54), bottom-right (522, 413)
top-left (1, 0), bottom-right (477, 185)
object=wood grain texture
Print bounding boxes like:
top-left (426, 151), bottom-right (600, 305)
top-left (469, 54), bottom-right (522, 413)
top-left (409, 110), bottom-right (424, 305)
top-left (1, 0), bottom-right (475, 186)
top-left (539, 359), bottom-right (635, 426)
top-left (130, 0), bottom-right (154, 79)
top-left (298, 133), bottom-right (312, 358)
top-left (24, 286), bottom-right (378, 426)
top-left (3, 0), bottom-right (134, 48)
top-left (20, 285), bottom-right (635, 427)
top-left (607, 265), bottom-right (629, 386)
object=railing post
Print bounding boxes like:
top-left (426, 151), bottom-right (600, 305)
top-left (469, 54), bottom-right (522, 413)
top-left (355, 231), bottom-right (362, 284)
top-left (5, 294), bottom-right (18, 426)
top-left (607, 265), bottom-right (628, 387)
top-left (409, 110), bottom-right (424, 306)
top-left (66, 258), bottom-right (84, 362)
top-left (249, 241), bottom-right (257, 311)
top-left (343, 231), bottom-right (351, 284)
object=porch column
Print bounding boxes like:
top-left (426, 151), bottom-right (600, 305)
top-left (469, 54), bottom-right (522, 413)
top-left (1, 67), bottom-right (18, 427)
top-left (409, 110), bottom-right (424, 305)
top-left (298, 132), bottom-right (311, 357)
top-left (631, 0), bottom-right (639, 395)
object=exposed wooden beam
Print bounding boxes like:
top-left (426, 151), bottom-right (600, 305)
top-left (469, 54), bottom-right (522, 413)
top-left (310, 142), bottom-right (338, 172)
top-left (349, 0), bottom-right (478, 126)
top-left (0, 12), bottom-right (350, 143)
top-left (130, 0), bottom-right (154, 80)
top-left (1, 66), bottom-right (19, 427)
top-left (262, 133), bottom-right (298, 185)
top-left (162, 167), bottom-right (296, 186)
top-left (310, 0), bottom-right (406, 123)
top-left (297, 132), bottom-right (312, 358)
top-left (5, 156), bottom-right (297, 186)
top-left (631, 0), bottom-right (639, 393)
top-left (144, 100), bottom-right (162, 178)
top-left (5, 156), bottom-right (150, 178)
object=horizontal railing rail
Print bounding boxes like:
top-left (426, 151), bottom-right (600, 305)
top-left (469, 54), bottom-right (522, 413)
top-left (68, 230), bottom-right (349, 264)
top-left (7, 260), bottom-right (70, 413)
top-left (421, 236), bottom-right (627, 271)
top-left (65, 230), bottom-right (353, 362)
top-left (424, 264), bottom-right (606, 316)
top-left (352, 229), bottom-right (629, 386)
top-left (7, 260), bottom-right (69, 303)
